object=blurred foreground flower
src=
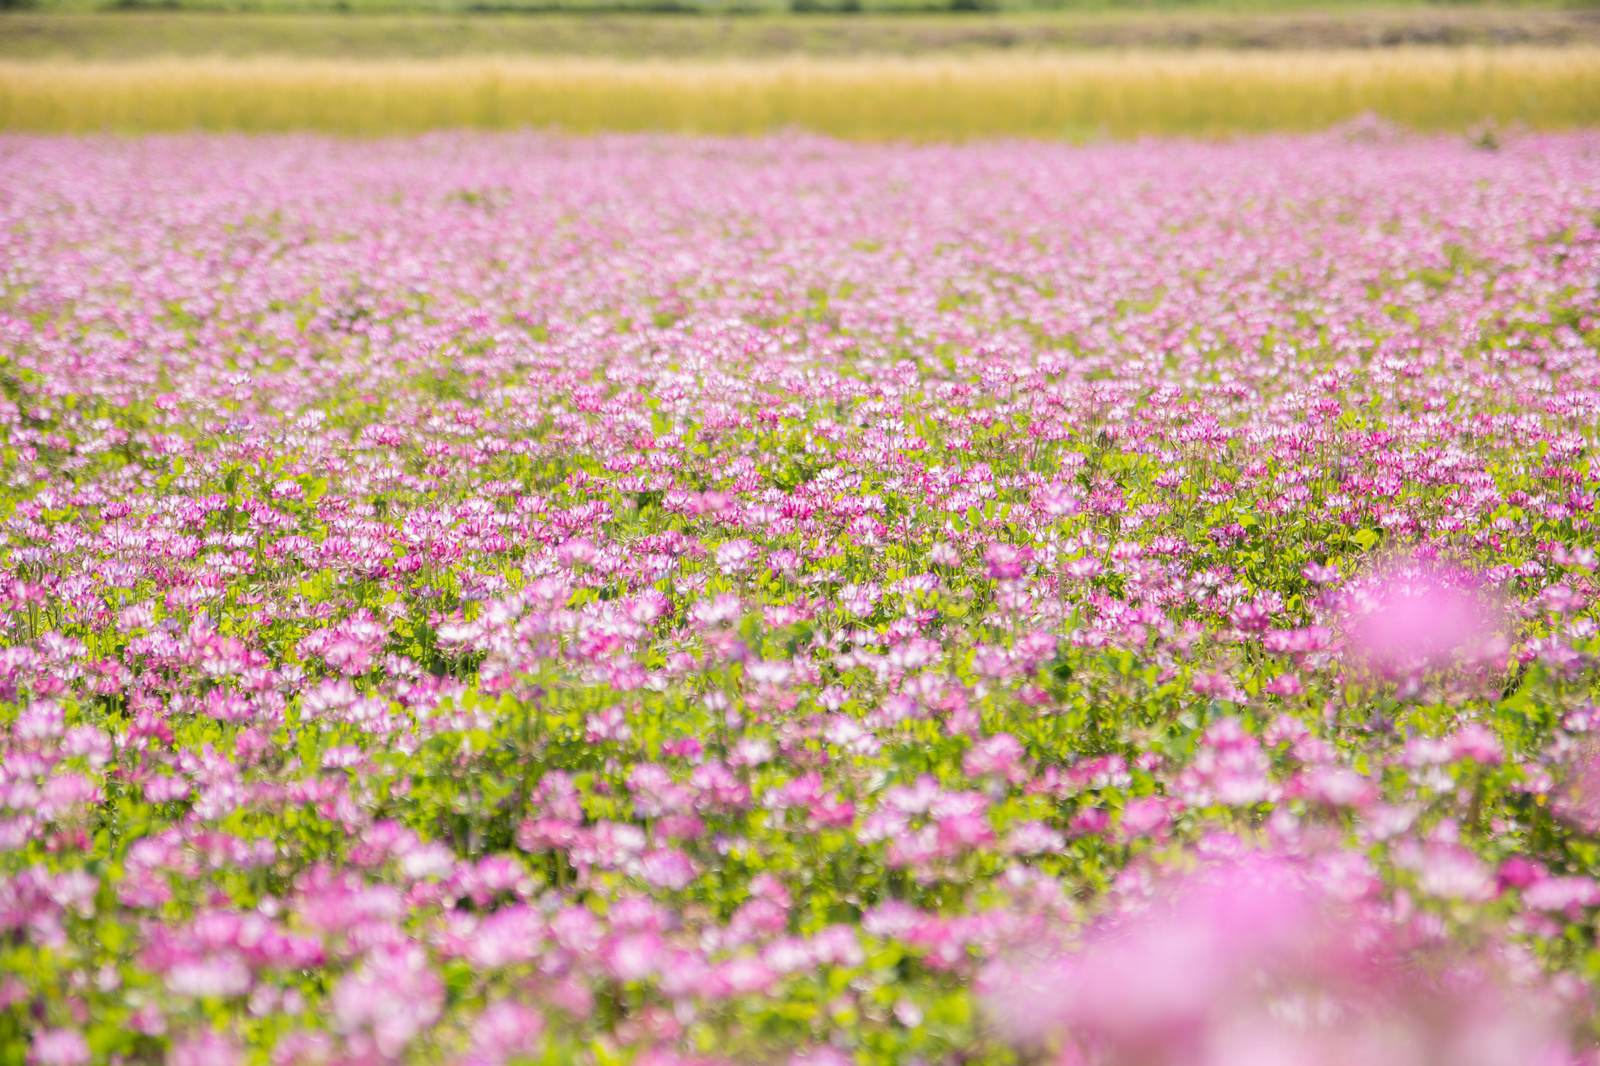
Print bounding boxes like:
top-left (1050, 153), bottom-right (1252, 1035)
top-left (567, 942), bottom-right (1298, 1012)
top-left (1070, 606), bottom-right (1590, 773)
top-left (981, 851), bottom-right (1582, 1066)
top-left (1554, 741), bottom-right (1600, 835)
top-left (1341, 559), bottom-right (1507, 685)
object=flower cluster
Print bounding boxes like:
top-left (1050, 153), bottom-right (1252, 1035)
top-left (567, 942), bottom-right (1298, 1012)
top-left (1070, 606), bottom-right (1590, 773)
top-left (0, 129), bottom-right (1598, 1063)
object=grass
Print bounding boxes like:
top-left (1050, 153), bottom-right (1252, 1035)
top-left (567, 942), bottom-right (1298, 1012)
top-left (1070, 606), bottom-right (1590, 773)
top-left (4, 8), bottom-right (1600, 59)
top-left (0, 47), bottom-right (1597, 137)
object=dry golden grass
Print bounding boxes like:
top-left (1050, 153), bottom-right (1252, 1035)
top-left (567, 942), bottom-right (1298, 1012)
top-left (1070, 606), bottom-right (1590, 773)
top-left (1, 48), bottom-right (1597, 138)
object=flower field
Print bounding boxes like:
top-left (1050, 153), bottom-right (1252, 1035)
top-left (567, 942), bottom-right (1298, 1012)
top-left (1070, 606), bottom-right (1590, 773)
top-left (2, 129), bottom-right (1600, 1064)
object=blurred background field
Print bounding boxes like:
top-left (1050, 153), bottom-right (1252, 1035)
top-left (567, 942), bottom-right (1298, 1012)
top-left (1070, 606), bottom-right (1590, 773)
top-left (0, 2), bottom-right (1597, 136)
top-left (5, 0), bottom-right (1598, 15)
top-left (3, 48), bottom-right (1598, 137)
top-left (4, 7), bottom-right (1600, 56)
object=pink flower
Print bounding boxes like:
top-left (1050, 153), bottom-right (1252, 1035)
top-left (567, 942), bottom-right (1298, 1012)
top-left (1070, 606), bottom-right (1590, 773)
top-left (639, 848), bottom-right (699, 891)
top-left (964, 733), bottom-right (1027, 784)
top-left (29, 1030), bottom-right (89, 1066)
top-left (837, 583), bottom-right (881, 618)
top-left (1302, 561), bottom-right (1340, 585)
top-left (1301, 765), bottom-right (1377, 810)
top-left (714, 539), bottom-right (758, 576)
top-left (464, 1000), bottom-right (545, 1066)
top-left (606, 932), bottom-right (665, 982)
top-left (331, 944), bottom-right (443, 1059)
top-left (1401, 841), bottom-right (1496, 902)
top-left (984, 543), bottom-right (1033, 581)
top-left (1120, 796), bottom-right (1177, 839)
top-left (169, 1032), bottom-right (242, 1066)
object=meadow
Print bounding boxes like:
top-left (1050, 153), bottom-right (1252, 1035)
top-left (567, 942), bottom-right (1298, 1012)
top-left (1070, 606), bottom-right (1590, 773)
top-left (6, 7), bottom-right (1600, 54)
top-left (2, 127), bottom-right (1600, 1065)
top-left (2, 46), bottom-right (1599, 136)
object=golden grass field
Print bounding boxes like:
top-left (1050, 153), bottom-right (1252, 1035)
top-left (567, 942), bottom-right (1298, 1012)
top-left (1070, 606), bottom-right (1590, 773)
top-left (6, 10), bottom-right (1600, 60)
top-left (1, 46), bottom-right (1597, 138)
